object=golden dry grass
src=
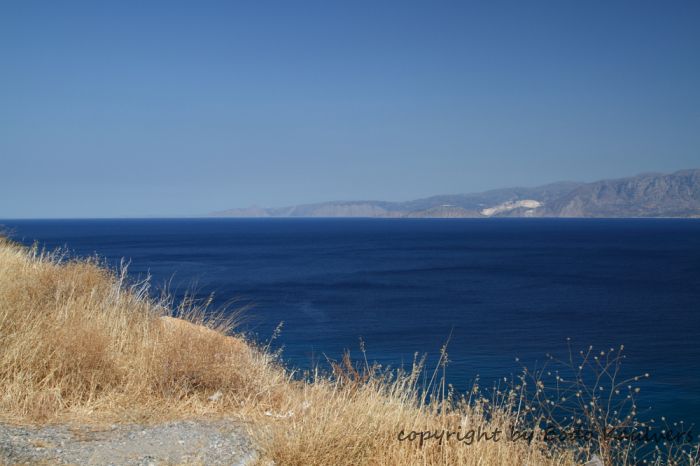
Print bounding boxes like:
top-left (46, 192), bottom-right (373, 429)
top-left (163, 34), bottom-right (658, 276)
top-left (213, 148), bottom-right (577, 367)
top-left (3, 237), bottom-right (681, 465)
top-left (0, 237), bottom-right (287, 425)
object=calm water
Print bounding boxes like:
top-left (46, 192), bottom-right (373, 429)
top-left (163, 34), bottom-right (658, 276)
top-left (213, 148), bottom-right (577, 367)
top-left (3, 218), bottom-right (700, 426)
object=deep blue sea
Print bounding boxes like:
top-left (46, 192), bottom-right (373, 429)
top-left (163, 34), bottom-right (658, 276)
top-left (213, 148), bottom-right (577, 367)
top-left (2, 218), bottom-right (700, 427)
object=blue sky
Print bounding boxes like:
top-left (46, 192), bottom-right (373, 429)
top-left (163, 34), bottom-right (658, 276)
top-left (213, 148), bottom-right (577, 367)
top-left (1, 1), bottom-right (699, 217)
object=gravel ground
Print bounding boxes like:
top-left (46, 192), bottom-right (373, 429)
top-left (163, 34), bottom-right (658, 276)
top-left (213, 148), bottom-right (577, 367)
top-left (0, 420), bottom-right (257, 465)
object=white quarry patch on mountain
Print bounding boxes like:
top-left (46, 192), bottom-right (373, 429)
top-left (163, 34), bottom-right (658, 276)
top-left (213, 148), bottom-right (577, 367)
top-left (480, 199), bottom-right (542, 217)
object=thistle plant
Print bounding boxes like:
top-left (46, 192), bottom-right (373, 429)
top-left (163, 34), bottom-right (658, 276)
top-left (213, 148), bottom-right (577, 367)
top-left (509, 340), bottom-right (699, 465)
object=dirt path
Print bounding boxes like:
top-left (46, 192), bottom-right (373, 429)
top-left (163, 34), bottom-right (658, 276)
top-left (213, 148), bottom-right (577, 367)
top-left (0, 420), bottom-right (256, 465)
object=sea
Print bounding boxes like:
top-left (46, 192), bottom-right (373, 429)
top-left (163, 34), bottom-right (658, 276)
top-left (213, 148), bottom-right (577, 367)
top-left (2, 218), bottom-right (699, 428)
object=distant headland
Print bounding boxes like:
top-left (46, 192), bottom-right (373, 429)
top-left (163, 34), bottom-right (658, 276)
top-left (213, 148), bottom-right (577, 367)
top-left (211, 169), bottom-right (700, 219)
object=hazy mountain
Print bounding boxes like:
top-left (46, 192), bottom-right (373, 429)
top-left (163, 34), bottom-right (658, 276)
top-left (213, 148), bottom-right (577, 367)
top-left (537, 169), bottom-right (700, 217)
top-left (210, 169), bottom-right (700, 218)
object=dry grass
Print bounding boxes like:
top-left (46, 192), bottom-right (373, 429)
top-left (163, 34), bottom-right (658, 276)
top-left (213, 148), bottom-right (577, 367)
top-left (0, 237), bottom-right (287, 424)
top-left (0, 237), bottom-right (694, 465)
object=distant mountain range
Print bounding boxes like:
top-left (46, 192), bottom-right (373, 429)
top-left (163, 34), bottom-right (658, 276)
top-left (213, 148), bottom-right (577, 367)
top-left (210, 169), bottom-right (700, 218)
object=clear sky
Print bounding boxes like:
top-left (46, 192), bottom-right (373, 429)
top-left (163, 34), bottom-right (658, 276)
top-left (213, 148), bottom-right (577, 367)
top-left (1, 1), bottom-right (699, 218)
